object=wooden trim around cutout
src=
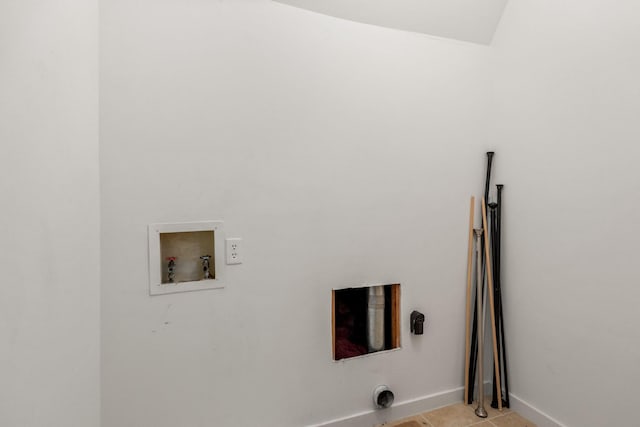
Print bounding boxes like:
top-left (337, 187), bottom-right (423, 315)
top-left (331, 290), bottom-right (336, 360)
top-left (391, 284), bottom-right (401, 349)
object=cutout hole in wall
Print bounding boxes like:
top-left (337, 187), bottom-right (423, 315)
top-left (332, 284), bottom-right (400, 360)
top-left (159, 231), bottom-right (215, 284)
top-left (148, 221), bottom-right (224, 296)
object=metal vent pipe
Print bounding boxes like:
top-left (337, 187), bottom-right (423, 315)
top-left (367, 286), bottom-right (385, 352)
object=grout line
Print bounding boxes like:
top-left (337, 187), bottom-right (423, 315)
top-left (418, 413), bottom-right (433, 427)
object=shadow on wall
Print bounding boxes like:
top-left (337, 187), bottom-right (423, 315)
top-left (272, 0), bottom-right (508, 44)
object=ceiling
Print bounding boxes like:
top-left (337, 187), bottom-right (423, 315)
top-left (272, 0), bottom-right (508, 45)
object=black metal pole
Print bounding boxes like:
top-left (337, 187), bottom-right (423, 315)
top-left (496, 184), bottom-right (510, 408)
top-left (489, 202), bottom-right (501, 408)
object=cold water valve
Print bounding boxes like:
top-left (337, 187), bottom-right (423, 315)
top-left (200, 255), bottom-right (212, 280)
top-left (166, 257), bottom-right (177, 283)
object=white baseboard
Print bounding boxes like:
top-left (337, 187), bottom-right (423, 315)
top-left (308, 387), bottom-right (568, 427)
top-left (308, 387), bottom-right (464, 427)
top-left (508, 394), bottom-right (567, 427)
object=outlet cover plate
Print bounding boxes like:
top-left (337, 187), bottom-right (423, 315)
top-left (226, 238), bottom-right (242, 265)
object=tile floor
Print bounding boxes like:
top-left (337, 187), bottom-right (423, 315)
top-left (379, 400), bottom-right (537, 427)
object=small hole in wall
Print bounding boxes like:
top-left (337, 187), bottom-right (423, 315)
top-left (332, 284), bottom-right (400, 361)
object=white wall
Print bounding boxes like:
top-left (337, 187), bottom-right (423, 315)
top-left (490, 1), bottom-right (640, 425)
top-left (100, 1), bottom-right (490, 425)
top-left (0, 1), bottom-right (100, 427)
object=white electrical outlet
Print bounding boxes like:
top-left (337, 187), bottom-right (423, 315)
top-left (225, 238), bottom-right (242, 265)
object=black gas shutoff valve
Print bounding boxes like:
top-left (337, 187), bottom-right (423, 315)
top-left (410, 310), bottom-right (426, 335)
